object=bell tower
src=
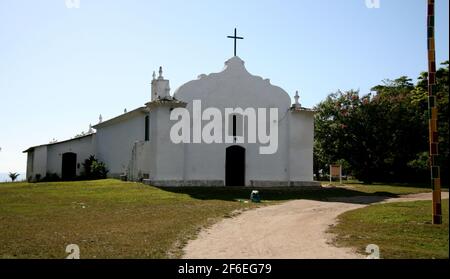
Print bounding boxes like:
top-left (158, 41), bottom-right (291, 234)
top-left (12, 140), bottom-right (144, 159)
top-left (151, 66), bottom-right (171, 101)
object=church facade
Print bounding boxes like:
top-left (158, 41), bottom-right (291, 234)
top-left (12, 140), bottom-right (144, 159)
top-left (24, 57), bottom-right (319, 187)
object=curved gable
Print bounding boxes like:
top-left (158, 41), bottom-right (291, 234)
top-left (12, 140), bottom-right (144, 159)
top-left (174, 57), bottom-right (291, 110)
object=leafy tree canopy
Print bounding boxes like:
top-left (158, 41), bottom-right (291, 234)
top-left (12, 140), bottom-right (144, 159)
top-left (314, 61), bottom-right (449, 184)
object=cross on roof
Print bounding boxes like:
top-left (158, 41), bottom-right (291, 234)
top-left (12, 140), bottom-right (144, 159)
top-left (227, 28), bottom-right (244, 57)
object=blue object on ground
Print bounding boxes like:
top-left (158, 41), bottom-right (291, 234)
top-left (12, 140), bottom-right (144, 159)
top-left (250, 190), bottom-right (261, 203)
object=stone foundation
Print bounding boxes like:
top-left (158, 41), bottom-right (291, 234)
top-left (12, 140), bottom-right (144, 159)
top-left (143, 180), bottom-right (224, 187)
top-left (288, 181), bottom-right (322, 187)
top-left (250, 180), bottom-right (321, 188)
top-left (142, 179), bottom-right (321, 188)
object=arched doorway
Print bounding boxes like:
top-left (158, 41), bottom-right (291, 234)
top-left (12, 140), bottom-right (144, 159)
top-left (225, 145), bottom-right (245, 186)
top-left (61, 152), bottom-right (77, 180)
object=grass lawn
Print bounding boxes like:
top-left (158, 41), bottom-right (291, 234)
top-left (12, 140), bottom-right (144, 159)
top-left (0, 179), bottom-right (437, 258)
top-left (328, 199), bottom-right (449, 259)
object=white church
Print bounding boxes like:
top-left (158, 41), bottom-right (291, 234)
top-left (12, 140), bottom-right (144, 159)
top-left (24, 55), bottom-right (319, 187)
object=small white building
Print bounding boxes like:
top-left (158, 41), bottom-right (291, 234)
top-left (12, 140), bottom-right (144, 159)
top-left (24, 56), bottom-right (319, 187)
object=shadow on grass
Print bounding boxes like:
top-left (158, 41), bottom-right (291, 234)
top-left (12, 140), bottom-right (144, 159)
top-left (370, 182), bottom-right (449, 189)
top-left (323, 180), bottom-right (445, 189)
top-left (157, 186), bottom-right (399, 204)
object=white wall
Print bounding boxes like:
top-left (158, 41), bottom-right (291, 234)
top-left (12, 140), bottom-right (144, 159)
top-left (95, 112), bottom-right (147, 177)
top-left (288, 111), bottom-right (315, 181)
top-left (128, 140), bottom-right (151, 180)
top-left (173, 56), bottom-right (298, 185)
top-left (149, 105), bottom-right (185, 181)
top-left (26, 151), bottom-right (33, 181)
top-left (46, 135), bottom-right (95, 177)
top-left (27, 145), bottom-right (47, 180)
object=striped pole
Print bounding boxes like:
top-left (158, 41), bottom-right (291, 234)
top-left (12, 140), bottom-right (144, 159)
top-left (427, 0), bottom-right (442, 224)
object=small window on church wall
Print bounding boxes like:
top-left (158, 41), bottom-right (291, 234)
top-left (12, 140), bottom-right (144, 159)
top-left (229, 114), bottom-right (243, 138)
top-left (145, 115), bottom-right (149, 141)
top-left (232, 115), bottom-right (237, 137)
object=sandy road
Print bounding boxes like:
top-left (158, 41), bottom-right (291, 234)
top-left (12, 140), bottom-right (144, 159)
top-left (182, 192), bottom-right (448, 259)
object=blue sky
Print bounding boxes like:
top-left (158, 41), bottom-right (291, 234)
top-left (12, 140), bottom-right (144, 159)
top-left (0, 0), bottom-right (449, 172)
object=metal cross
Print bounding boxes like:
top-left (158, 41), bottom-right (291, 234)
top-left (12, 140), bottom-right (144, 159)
top-left (227, 28), bottom-right (244, 57)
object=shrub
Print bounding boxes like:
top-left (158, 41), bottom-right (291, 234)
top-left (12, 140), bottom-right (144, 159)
top-left (82, 155), bottom-right (96, 178)
top-left (42, 172), bottom-right (60, 182)
top-left (91, 160), bottom-right (109, 179)
top-left (82, 155), bottom-right (109, 180)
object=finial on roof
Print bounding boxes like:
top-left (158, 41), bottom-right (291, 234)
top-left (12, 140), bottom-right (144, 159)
top-left (158, 66), bottom-right (163, 79)
top-left (294, 90), bottom-right (300, 108)
top-left (88, 124), bottom-right (93, 134)
top-left (124, 108), bottom-right (127, 113)
top-left (99, 114), bottom-right (103, 123)
top-left (152, 71), bottom-right (156, 80)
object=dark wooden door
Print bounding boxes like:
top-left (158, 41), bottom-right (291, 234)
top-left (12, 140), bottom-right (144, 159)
top-left (61, 152), bottom-right (77, 180)
top-left (225, 145), bottom-right (245, 186)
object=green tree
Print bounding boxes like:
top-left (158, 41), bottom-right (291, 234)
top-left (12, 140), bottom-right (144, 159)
top-left (314, 90), bottom-right (382, 183)
top-left (314, 62), bottom-right (449, 184)
top-left (411, 61), bottom-right (449, 185)
top-left (369, 77), bottom-right (429, 182)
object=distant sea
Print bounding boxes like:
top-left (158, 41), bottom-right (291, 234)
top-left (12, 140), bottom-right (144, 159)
top-left (0, 172), bottom-right (26, 182)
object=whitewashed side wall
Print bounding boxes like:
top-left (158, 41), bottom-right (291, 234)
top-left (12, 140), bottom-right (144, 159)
top-left (149, 106), bottom-right (185, 181)
top-left (26, 151), bottom-right (33, 181)
top-left (288, 111), bottom-right (314, 182)
top-left (46, 135), bottom-right (95, 177)
top-left (95, 113), bottom-right (146, 177)
top-left (30, 146), bottom-right (47, 180)
top-left (128, 140), bottom-right (151, 181)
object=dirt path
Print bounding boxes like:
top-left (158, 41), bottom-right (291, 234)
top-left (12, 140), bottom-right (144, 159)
top-left (182, 192), bottom-right (448, 259)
